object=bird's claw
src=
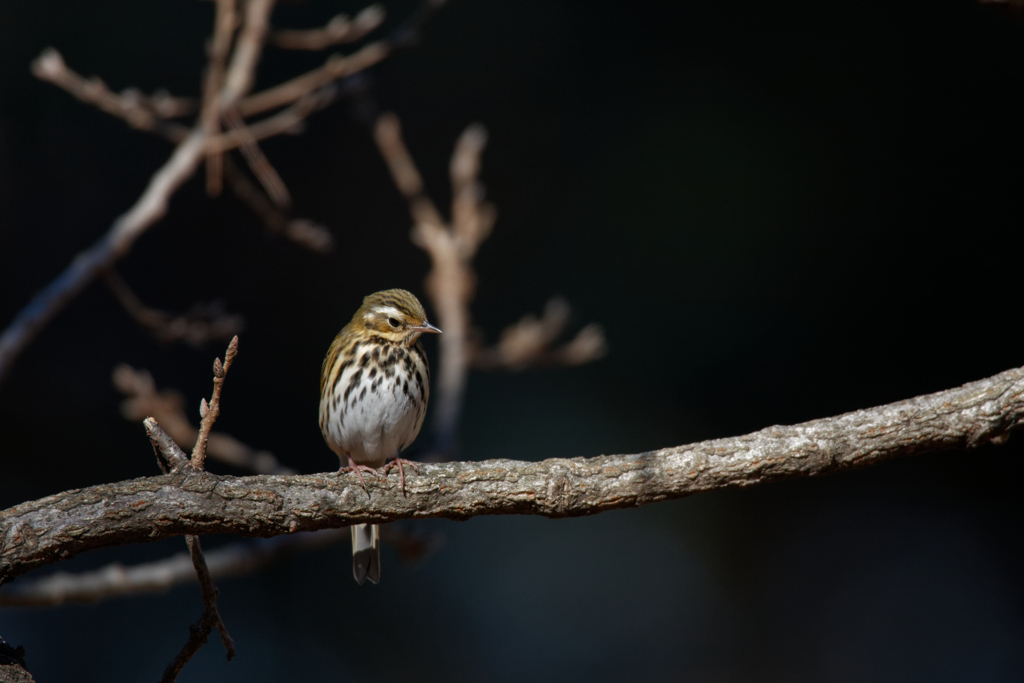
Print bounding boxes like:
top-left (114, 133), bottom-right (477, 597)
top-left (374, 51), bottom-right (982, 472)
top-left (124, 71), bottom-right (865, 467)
top-left (381, 458), bottom-right (420, 496)
top-left (339, 458), bottom-right (378, 495)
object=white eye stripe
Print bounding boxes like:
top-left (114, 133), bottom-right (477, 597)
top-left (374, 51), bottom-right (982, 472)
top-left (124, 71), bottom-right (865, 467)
top-left (374, 306), bottom-right (403, 320)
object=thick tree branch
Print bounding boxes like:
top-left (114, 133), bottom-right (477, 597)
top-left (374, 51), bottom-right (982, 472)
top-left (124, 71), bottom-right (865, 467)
top-left (3, 364), bottom-right (1023, 587)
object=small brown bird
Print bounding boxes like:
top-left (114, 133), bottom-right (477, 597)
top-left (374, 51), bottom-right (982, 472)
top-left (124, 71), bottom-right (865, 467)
top-left (319, 289), bottom-right (441, 584)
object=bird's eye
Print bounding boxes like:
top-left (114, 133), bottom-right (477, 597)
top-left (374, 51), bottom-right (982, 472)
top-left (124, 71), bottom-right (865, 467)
top-left (387, 317), bottom-right (401, 328)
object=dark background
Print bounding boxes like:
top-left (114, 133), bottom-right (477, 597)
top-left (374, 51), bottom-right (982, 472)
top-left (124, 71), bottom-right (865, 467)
top-left (2, 0), bottom-right (1023, 681)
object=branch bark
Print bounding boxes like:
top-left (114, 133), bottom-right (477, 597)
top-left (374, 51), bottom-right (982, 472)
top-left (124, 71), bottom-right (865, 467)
top-left (3, 364), bottom-right (1022, 587)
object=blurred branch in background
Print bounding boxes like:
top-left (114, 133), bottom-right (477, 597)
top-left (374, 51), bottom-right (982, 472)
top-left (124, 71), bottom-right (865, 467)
top-left (113, 364), bottom-right (292, 475)
top-left (0, 524), bottom-right (441, 609)
top-left (0, 0), bottom-right (447, 386)
top-left (269, 4), bottom-right (386, 50)
top-left (0, 531), bottom-right (346, 608)
top-left (472, 298), bottom-right (608, 371)
top-left (222, 155), bottom-right (334, 253)
top-left (5, 361), bottom-right (1023, 588)
top-left (373, 113), bottom-right (607, 455)
top-left (103, 269), bottom-right (244, 348)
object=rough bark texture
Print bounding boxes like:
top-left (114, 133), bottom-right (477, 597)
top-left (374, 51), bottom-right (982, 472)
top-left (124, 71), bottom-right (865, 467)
top-left (3, 365), bottom-right (1023, 586)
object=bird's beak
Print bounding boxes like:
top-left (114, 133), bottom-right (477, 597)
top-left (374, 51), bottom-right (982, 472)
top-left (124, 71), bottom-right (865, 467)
top-left (413, 322), bottom-right (442, 334)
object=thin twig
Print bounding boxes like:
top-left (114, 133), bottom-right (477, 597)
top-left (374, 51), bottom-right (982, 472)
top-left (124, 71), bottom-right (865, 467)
top-left (220, 0), bottom-right (275, 105)
top-left (191, 336), bottom-right (240, 470)
top-left (5, 363), bottom-right (1023, 586)
top-left (222, 156), bottom-right (333, 252)
top-left (0, 531), bottom-right (346, 608)
top-left (162, 338), bottom-right (241, 681)
top-left (103, 269), bottom-right (243, 347)
top-left (29, 49), bottom-right (191, 138)
top-left (145, 418), bottom-right (190, 475)
top-left (222, 107), bottom-right (291, 207)
top-left (269, 5), bottom-right (386, 50)
top-left (209, 87), bottom-right (336, 152)
top-left (0, 525), bottom-right (443, 608)
top-left (472, 298), bottom-right (607, 370)
top-left (115, 364), bottom-right (292, 475)
top-left (201, 0), bottom-right (239, 197)
top-left (159, 535), bottom-right (236, 683)
top-left (235, 42), bottom-right (389, 117)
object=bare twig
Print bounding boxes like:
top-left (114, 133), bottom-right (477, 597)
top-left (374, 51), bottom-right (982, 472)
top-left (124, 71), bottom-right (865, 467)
top-left (270, 5), bottom-right (386, 50)
top-left (222, 156), bottom-right (333, 252)
top-left (222, 107), bottom-right (291, 207)
top-left (472, 298), bottom-right (607, 370)
top-left (191, 336), bottom-right (240, 470)
top-left (162, 338), bottom-right (242, 681)
top-left (103, 269), bottom-right (243, 347)
top-left (29, 49), bottom-right (191, 139)
top-left (374, 113), bottom-right (604, 454)
top-left (209, 87), bottom-right (336, 151)
top-left (201, 0), bottom-right (239, 197)
top-left (235, 42), bottom-right (389, 117)
top-left (0, 524), bottom-right (442, 608)
top-left (159, 536), bottom-right (236, 683)
top-left (114, 364), bottom-right (292, 475)
top-left (5, 363), bottom-right (1023, 586)
top-left (0, 530), bottom-right (346, 608)
top-left (373, 114), bottom-right (476, 452)
top-left (145, 418), bottom-right (190, 475)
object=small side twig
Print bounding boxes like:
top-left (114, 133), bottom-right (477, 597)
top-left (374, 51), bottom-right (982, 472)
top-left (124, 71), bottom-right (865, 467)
top-left (472, 298), bottom-right (607, 370)
top-left (235, 42), bottom-right (389, 117)
top-left (222, 156), bottom-right (333, 252)
top-left (30, 49), bottom-right (191, 138)
top-left (212, 87), bottom-right (337, 151)
top-left (0, 525), bottom-right (444, 608)
top-left (145, 418), bottom-right (190, 474)
top-left (269, 5), bottom-right (386, 50)
top-left (191, 336), bottom-right (239, 470)
top-left (159, 536), bottom-right (236, 683)
top-left (222, 107), bottom-right (291, 208)
top-left (114, 364), bottom-right (292, 474)
top-left (0, 530), bottom-right (346, 608)
top-left (103, 268), bottom-right (243, 347)
top-left (162, 337), bottom-right (241, 682)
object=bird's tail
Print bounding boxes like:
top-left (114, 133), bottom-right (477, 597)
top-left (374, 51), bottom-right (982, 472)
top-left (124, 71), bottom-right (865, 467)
top-left (351, 523), bottom-right (380, 585)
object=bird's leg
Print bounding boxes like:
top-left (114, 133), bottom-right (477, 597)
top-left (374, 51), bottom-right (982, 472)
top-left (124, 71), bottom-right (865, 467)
top-left (338, 456), bottom-right (377, 494)
top-left (381, 457), bottom-right (420, 496)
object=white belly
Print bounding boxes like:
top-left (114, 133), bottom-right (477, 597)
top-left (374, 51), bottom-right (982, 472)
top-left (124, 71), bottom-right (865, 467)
top-left (320, 344), bottom-right (427, 467)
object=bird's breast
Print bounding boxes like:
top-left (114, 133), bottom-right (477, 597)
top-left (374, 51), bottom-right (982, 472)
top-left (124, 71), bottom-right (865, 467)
top-left (319, 342), bottom-right (429, 466)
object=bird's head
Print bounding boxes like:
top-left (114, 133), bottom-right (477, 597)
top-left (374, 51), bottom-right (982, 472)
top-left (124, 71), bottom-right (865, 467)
top-left (355, 289), bottom-right (441, 345)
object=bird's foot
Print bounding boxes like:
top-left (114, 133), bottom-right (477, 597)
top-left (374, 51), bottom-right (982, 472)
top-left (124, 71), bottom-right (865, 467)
top-left (381, 458), bottom-right (420, 496)
top-left (338, 458), bottom-right (378, 495)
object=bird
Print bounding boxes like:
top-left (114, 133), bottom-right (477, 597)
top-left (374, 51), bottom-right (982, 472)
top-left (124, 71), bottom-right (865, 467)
top-left (319, 288), bottom-right (441, 584)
